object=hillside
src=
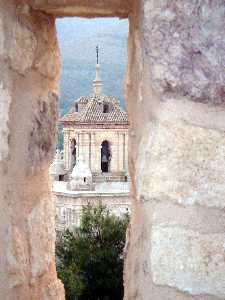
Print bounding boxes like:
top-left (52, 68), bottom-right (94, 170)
top-left (56, 18), bottom-right (128, 115)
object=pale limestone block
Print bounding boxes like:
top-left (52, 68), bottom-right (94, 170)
top-left (43, 279), bottom-right (65, 300)
top-left (28, 197), bottom-right (55, 279)
top-left (136, 120), bottom-right (225, 208)
top-left (0, 18), bottom-right (4, 56)
top-left (63, 132), bottom-right (69, 169)
top-left (117, 133), bottom-right (122, 171)
top-left (35, 49), bottom-right (60, 79)
top-left (153, 202), bottom-right (225, 234)
top-left (9, 22), bottom-right (37, 75)
top-left (151, 226), bottom-right (225, 298)
top-left (142, 0), bottom-right (225, 104)
top-left (0, 82), bottom-right (11, 161)
top-left (6, 226), bottom-right (27, 288)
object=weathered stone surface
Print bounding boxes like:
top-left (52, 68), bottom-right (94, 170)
top-left (124, 1), bottom-right (225, 300)
top-left (1, 0), bottom-right (225, 299)
top-left (0, 2), bottom-right (64, 299)
top-left (35, 50), bottom-right (60, 80)
top-left (28, 93), bottom-right (58, 170)
top-left (28, 0), bottom-right (130, 17)
top-left (136, 119), bottom-right (225, 209)
top-left (33, 16), bottom-right (61, 80)
top-left (151, 226), bottom-right (225, 298)
top-left (153, 202), bottom-right (225, 235)
top-left (0, 18), bottom-right (4, 56)
top-left (43, 279), bottom-right (65, 300)
top-left (28, 197), bottom-right (55, 279)
top-left (0, 82), bottom-right (11, 161)
top-left (9, 21), bottom-right (37, 75)
top-left (142, 0), bottom-right (225, 104)
top-left (6, 225), bottom-right (27, 288)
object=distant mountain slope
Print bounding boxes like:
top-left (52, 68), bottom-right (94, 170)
top-left (56, 18), bottom-right (128, 115)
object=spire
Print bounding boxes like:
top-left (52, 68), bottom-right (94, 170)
top-left (93, 45), bottom-right (103, 95)
top-left (96, 45), bottom-right (99, 64)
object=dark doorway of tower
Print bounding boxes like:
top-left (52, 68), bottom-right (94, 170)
top-left (70, 138), bottom-right (76, 168)
top-left (101, 140), bottom-right (111, 172)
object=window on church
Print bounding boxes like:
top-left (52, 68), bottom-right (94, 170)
top-left (103, 103), bottom-right (109, 113)
top-left (84, 177), bottom-right (86, 183)
top-left (59, 175), bottom-right (64, 181)
top-left (101, 140), bottom-right (111, 172)
top-left (75, 103), bottom-right (78, 112)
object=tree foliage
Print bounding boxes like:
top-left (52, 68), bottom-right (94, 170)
top-left (56, 204), bottom-right (129, 300)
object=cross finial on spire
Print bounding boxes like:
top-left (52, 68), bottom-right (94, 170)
top-left (93, 45), bottom-right (103, 95)
top-left (96, 45), bottom-right (99, 64)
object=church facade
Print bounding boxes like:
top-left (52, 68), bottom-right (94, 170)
top-left (50, 59), bottom-right (130, 231)
top-left (60, 63), bottom-right (129, 182)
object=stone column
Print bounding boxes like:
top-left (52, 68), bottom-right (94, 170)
top-left (125, 132), bottom-right (129, 173)
top-left (110, 140), bottom-right (117, 173)
top-left (117, 131), bottom-right (120, 172)
top-left (78, 132), bottom-right (89, 166)
top-left (123, 132), bottom-right (127, 172)
top-left (124, 1), bottom-right (225, 300)
top-left (0, 2), bottom-right (64, 299)
top-left (77, 132), bottom-right (80, 157)
top-left (90, 132), bottom-right (99, 173)
top-left (118, 131), bottom-right (125, 173)
top-left (94, 132), bottom-right (102, 173)
top-left (89, 133), bottom-right (92, 169)
top-left (90, 132), bottom-right (95, 172)
top-left (63, 130), bottom-right (69, 170)
top-left (83, 132), bottom-right (90, 166)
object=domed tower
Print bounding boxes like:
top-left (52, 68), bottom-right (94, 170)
top-left (60, 47), bottom-right (129, 183)
top-left (67, 155), bottom-right (94, 191)
top-left (49, 149), bottom-right (66, 181)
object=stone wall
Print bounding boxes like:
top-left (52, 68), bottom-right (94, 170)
top-left (1, 0), bottom-right (225, 299)
top-left (124, 1), bottom-right (225, 299)
top-left (54, 190), bottom-right (130, 230)
top-left (28, 0), bottom-right (131, 17)
top-left (0, 1), bottom-right (64, 299)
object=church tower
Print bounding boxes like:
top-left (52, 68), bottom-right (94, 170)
top-left (60, 47), bottom-right (129, 182)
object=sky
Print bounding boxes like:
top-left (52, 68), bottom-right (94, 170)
top-left (56, 17), bottom-right (128, 114)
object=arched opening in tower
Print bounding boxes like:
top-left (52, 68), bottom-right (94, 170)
top-left (70, 138), bottom-right (77, 168)
top-left (101, 140), bottom-right (111, 173)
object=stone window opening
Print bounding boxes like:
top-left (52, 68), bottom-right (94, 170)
top-left (59, 174), bottom-right (64, 181)
top-left (2, 1), bottom-right (225, 300)
top-left (103, 103), bottom-right (109, 113)
top-left (75, 103), bottom-right (78, 112)
top-left (101, 140), bottom-right (111, 173)
top-left (2, 6), bottom-right (130, 299)
top-left (70, 138), bottom-right (77, 168)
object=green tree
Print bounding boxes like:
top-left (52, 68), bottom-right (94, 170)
top-left (56, 204), bottom-right (129, 300)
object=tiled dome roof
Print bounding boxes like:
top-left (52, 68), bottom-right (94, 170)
top-left (60, 94), bottom-right (128, 124)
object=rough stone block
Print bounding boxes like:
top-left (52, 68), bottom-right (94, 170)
top-left (28, 197), bottom-right (55, 279)
top-left (151, 226), bottom-right (225, 298)
top-left (35, 49), bottom-right (60, 80)
top-left (6, 225), bottom-right (27, 288)
top-left (0, 18), bottom-right (4, 56)
top-left (0, 82), bottom-right (11, 161)
top-left (142, 0), bottom-right (225, 104)
top-left (136, 120), bottom-right (225, 208)
top-left (43, 279), bottom-right (65, 300)
top-left (9, 22), bottom-right (37, 75)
